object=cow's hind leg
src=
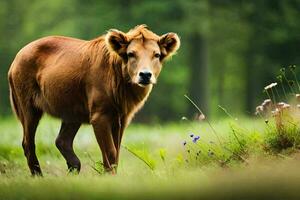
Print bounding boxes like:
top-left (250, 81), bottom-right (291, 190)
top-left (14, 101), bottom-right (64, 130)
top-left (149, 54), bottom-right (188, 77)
top-left (21, 107), bottom-right (43, 176)
top-left (55, 122), bottom-right (81, 173)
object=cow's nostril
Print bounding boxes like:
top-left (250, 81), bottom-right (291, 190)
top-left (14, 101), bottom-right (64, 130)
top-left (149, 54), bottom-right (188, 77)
top-left (139, 71), bottom-right (152, 79)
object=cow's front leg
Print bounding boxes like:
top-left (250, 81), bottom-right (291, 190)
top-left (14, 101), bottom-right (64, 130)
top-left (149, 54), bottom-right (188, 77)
top-left (91, 112), bottom-right (117, 173)
top-left (112, 116), bottom-right (126, 165)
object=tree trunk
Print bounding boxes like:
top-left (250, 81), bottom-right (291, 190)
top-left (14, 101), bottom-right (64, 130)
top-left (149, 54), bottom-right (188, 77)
top-left (245, 52), bottom-right (257, 114)
top-left (187, 32), bottom-right (209, 117)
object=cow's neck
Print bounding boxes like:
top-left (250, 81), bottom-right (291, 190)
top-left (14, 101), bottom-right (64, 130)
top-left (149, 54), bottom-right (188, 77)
top-left (111, 59), bottom-right (152, 117)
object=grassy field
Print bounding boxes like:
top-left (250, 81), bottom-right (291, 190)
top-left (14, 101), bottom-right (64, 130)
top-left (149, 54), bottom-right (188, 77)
top-left (1, 115), bottom-right (300, 199)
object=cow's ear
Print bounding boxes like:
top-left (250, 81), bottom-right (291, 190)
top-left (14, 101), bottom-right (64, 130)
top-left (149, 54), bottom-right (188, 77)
top-left (159, 32), bottom-right (180, 61)
top-left (105, 29), bottom-right (128, 57)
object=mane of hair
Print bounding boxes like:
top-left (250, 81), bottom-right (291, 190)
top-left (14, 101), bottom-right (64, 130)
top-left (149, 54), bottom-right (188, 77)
top-left (86, 36), bottom-right (121, 69)
top-left (126, 25), bottom-right (160, 41)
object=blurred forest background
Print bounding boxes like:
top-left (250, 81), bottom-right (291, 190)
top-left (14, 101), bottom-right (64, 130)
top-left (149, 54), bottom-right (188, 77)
top-left (0, 0), bottom-right (299, 122)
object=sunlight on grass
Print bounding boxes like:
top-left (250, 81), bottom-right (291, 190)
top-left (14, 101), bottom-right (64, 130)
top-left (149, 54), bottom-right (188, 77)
top-left (0, 109), bottom-right (300, 199)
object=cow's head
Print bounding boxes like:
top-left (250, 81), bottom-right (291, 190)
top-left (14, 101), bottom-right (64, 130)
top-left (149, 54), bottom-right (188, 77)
top-left (105, 25), bottom-right (180, 87)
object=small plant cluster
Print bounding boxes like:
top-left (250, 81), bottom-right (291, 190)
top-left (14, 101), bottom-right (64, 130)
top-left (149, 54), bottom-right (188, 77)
top-left (180, 118), bottom-right (258, 168)
top-left (180, 65), bottom-right (300, 168)
top-left (255, 65), bottom-right (300, 151)
top-left (182, 133), bottom-right (214, 165)
top-left (180, 96), bottom-right (253, 168)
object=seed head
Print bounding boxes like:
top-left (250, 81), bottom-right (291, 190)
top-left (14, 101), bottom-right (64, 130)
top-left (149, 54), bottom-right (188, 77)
top-left (276, 75), bottom-right (283, 82)
top-left (289, 65), bottom-right (296, 71)
top-left (280, 68), bottom-right (285, 74)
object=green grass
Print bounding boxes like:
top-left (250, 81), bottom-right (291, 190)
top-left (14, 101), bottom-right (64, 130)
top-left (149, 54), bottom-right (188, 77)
top-left (1, 116), bottom-right (300, 199)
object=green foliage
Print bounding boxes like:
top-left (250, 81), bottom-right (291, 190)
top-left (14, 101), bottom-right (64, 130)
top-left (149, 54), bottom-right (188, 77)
top-left (1, 117), bottom-right (300, 198)
top-left (159, 148), bottom-right (166, 163)
top-left (123, 145), bottom-right (156, 171)
top-left (263, 111), bottom-right (300, 152)
top-left (0, 1), bottom-right (299, 120)
top-left (255, 66), bottom-right (300, 152)
top-left (180, 67), bottom-right (300, 167)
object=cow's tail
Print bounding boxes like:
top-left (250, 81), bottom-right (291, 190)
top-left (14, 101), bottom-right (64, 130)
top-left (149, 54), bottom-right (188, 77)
top-left (8, 71), bottom-right (22, 122)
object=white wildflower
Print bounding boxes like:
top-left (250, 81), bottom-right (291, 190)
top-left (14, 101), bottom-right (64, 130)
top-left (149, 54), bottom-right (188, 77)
top-left (198, 114), bottom-right (205, 121)
top-left (264, 82), bottom-right (278, 90)
top-left (277, 102), bottom-right (290, 110)
top-left (282, 103), bottom-right (290, 109)
top-left (277, 102), bottom-right (285, 108)
top-left (255, 105), bottom-right (264, 115)
top-left (262, 99), bottom-right (272, 108)
top-left (271, 108), bottom-right (280, 116)
top-left (263, 99), bottom-right (272, 104)
top-left (181, 116), bottom-right (188, 121)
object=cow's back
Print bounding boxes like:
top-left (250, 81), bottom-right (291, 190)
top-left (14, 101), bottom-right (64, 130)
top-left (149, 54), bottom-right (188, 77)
top-left (9, 36), bottom-right (91, 123)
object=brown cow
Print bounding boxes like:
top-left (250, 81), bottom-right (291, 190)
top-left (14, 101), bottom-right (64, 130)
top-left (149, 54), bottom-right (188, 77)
top-left (7, 25), bottom-right (180, 176)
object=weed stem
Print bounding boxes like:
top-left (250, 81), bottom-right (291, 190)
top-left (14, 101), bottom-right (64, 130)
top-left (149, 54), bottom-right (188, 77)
top-left (184, 94), bottom-right (222, 144)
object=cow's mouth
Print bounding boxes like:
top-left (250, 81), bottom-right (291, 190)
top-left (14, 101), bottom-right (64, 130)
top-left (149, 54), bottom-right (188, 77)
top-left (138, 81), bottom-right (151, 87)
top-left (139, 79), bottom-right (150, 85)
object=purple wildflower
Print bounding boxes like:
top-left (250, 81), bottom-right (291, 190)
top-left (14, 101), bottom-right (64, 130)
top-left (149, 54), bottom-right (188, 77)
top-left (192, 135), bottom-right (200, 143)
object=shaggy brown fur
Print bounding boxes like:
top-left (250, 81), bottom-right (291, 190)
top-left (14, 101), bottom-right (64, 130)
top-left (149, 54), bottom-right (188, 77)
top-left (8, 25), bottom-right (180, 175)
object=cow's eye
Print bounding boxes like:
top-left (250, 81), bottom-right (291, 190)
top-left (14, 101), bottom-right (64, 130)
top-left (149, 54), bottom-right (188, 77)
top-left (127, 52), bottom-right (135, 58)
top-left (154, 53), bottom-right (161, 58)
